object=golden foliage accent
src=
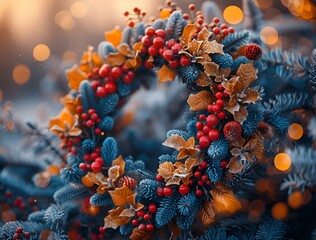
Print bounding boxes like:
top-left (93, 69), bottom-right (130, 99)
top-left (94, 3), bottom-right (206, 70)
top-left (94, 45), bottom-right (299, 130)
top-left (157, 65), bottom-right (177, 82)
top-left (187, 90), bottom-right (214, 111)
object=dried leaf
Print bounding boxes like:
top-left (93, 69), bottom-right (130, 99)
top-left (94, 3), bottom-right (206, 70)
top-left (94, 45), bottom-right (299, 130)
top-left (104, 206), bottom-right (130, 229)
top-left (157, 162), bottom-right (175, 180)
top-left (224, 102), bottom-right (240, 115)
top-left (116, 44), bottom-right (133, 57)
top-left (181, 24), bottom-right (197, 46)
top-left (203, 62), bottom-right (219, 76)
top-left (196, 71), bottom-right (212, 87)
top-left (66, 66), bottom-right (87, 91)
top-left (187, 90), bottom-right (214, 111)
top-left (177, 148), bottom-right (199, 160)
top-left (112, 155), bottom-right (125, 176)
top-left (166, 176), bottom-right (182, 186)
top-left (157, 65), bottom-right (177, 82)
top-left (108, 166), bottom-right (120, 185)
top-left (130, 228), bottom-right (152, 240)
top-left (119, 208), bottom-right (135, 218)
top-left (185, 157), bottom-right (201, 170)
top-left (133, 42), bottom-right (144, 53)
top-left (227, 157), bottom-right (244, 174)
top-left (236, 63), bottom-right (258, 89)
top-left (162, 134), bottom-right (186, 150)
top-left (106, 53), bottom-right (126, 66)
top-left (202, 40), bottom-right (224, 54)
top-left (201, 201), bottom-right (216, 226)
top-left (250, 134), bottom-right (264, 159)
top-left (198, 27), bottom-right (212, 41)
top-left (126, 194), bottom-right (136, 206)
top-left (243, 88), bottom-right (261, 103)
top-left (109, 186), bottom-right (133, 206)
top-left (233, 105), bottom-right (248, 124)
top-left (105, 27), bottom-right (122, 47)
top-left (187, 39), bottom-right (203, 55)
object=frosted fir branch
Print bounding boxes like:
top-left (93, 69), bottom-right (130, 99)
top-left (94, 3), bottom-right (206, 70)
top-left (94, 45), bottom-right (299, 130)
top-left (255, 219), bottom-right (286, 240)
top-left (221, 30), bottom-right (250, 53)
top-left (121, 26), bottom-right (135, 47)
top-left (309, 48), bottom-right (316, 92)
top-left (0, 221), bottom-right (45, 240)
top-left (242, 0), bottom-right (264, 33)
top-left (0, 150), bottom-right (46, 170)
top-left (53, 185), bottom-right (90, 203)
top-left (44, 204), bottom-right (68, 231)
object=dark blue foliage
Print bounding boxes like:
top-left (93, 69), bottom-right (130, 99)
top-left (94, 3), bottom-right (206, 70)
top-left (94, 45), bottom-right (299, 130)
top-left (90, 193), bottom-right (113, 206)
top-left (158, 154), bottom-right (176, 164)
top-left (207, 137), bottom-right (229, 160)
top-left (156, 191), bottom-right (180, 226)
top-left (79, 80), bottom-right (98, 112)
top-left (135, 22), bottom-right (145, 41)
top-left (265, 115), bottom-right (289, 134)
top-left (211, 53), bottom-right (233, 69)
top-left (206, 159), bottom-right (223, 182)
top-left (98, 116), bottom-right (114, 132)
top-left (152, 19), bottom-right (166, 30)
top-left (255, 220), bottom-right (286, 240)
top-left (136, 179), bottom-right (161, 203)
top-left (120, 223), bottom-right (133, 236)
top-left (81, 139), bottom-right (95, 153)
top-left (53, 185), bottom-right (90, 203)
top-left (101, 137), bottom-right (118, 165)
top-left (60, 164), bottom-right (84, 184)
top-left (167, 129), bottom-right (190, 140)
top-left (178, 64), bottom-right (200, 84)
top-left (28, 210), bottom-right (45, 223)
top-left (48, 231), bottom-right (69, 240)
top-left (242, 103), bottom-right (264, 136)
top-left (125, 158), bottom-right (145, 171)
top-left (199, 226), bottom-right (227, 240)
top-left (186, 119), bottom-right (198, 136)
top-left (176, 214), bottom-right (195, 231)
top-left (222, 30), bottom-right (250, 52)
top-left (165, 11), bottom-right (183, 38)
top-left (97, 41), bottom-right (116, 60)
top-left (232, 56), bottom-right (251, 71)
top-left (177, 192), bottom-right (200, 216)
top-left (121, 26), bottom-right (134, 46)
top-left (96, 93), bottom-right (119, 117)
top-left (44, 204), bottom-right (68, 231)
top-left (117, 80), bottom-right (132, 97)
top-left (309, 49), bottom-right (316, 92)
top-left (0, 221), bottom-right (45, 240)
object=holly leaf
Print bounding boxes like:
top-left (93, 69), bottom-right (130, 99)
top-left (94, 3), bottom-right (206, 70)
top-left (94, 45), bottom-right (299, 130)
top-left (130, 228), bottom-right (152, 240)
top-left (185, 157), bottom-right (201, 170)
top-left (249, 134), bottom-right (264, 160)
top-left (116, 43), bottom-right (133, 57)
top-left (198, 27), bottom-right (212, 41)
top-left (112, 155), bottom-right (125, 176)
top-left (202, 40), bottom-right (224, 54)
top-left (203, 62), bottom-right (219, 77)
top-left (162, 134), bottom-right (186, 150)
top-left (119, 208), bottom-right (135, 218)
top-left (187, 39), bottom-right (203, 55)
top-left (227, 157), bottom-right (244, 174)
top-left (201, 201), bottom-right (216, 226)
top-left (106, 52), bottom-right (126, 66)
top-left (104, 206), bottom-right (130, 229)
top-left (157, 65), bottom-right (177, 82)
top-left (196, 71), bottom-right (212, 87)
top-left (236, 63), bottom-right (258, 89)
top-left (233, 105), bottom-right (248, 124)
top-left (181, 24), bottom-right (198, 46)
top-left (66, 66), bottom-right (87, 91)
top-left (243, 88), bottom-right (261, 103)
top-left (105, 26), bottom-right (122, 47)
top-left (187, 90), bottom-right (214, 111)
top-left (157, 162), bottom-right (175, 180)
top-left (133, 42), bottom-right (144, 53)
top-left (166, 176), bottom-right (182, 186)
top-left (109, 186), bottom-right (133, 206)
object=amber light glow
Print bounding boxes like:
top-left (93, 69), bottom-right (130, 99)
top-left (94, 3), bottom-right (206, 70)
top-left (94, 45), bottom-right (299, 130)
top-left (33, 44), bottom-right (51, 61)
top-left (288, 191), bottom-right (304, 209)
top-left (12, 64), bottom-right (31, 84)
top-left (70, 2), bottom-right (87, 18)
top-left (260, 26), bottom-right (279, 45)
top-left (272, 202), bottom-right (288, 220)
top-left (223, 6), bottom-right (244, 24)
top-left (288, 123), bottom-right (304, 140)
top-left (274, 153), bottom-right (291, 171)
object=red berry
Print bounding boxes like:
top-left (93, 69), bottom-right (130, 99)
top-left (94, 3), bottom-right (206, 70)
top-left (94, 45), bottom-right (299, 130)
top-left (91, 81), bottom-right (99, 90)
top-left (86, 120), bottom-right (94, 128)
top-left (148, 203), bottom-right (158, 213)
top-left (96, 87), bottom-right (107, 98)
top-left (222, 29), bottom-right (229, 36)
top-left (76, 106), bottom-right (83, 113)
top-left (145, 27), bottom-right (156, 37)
top-left (203, 125), bottom-right (210, 134)
top-left (198, 166), bottom-right (203, 171)
top-left (199, 136), bottom-right (210, 148)
top-left (163, 186), bottom-right (173, 196)
top-left (148, 45), bottom-right (159, 56)
top-left (136, 210), bottom-right (145, 218)
top-left (145, 59), bottom-right (154, 69)
top-left (220, 160), bottom-right (228, 168)
top-left (223, 90), bottom-right (230, 97)
top-left (217, 84), bottom-right (224, 91)
top-left (159, 46), bottom-right (167, 56)
top-left (213, 17), bottom-right (220, 23)
top-left (95, 157), bottom-right (104, 164)
top-left (5, 191), bottom-right (12, 198)
top-left (166, 39), bottom-right (176, 49)
top-left (138, 224), bottom-right (146, 230)
top-left (23, 232), bottom-right (30, 239)
top-left (180, 56), bottom-right (190, 66)
top-left (213, 27), bottom-right (220, 34)
top-left (127, 20), bottom-right (135, 27)
top-left (208, 129), bottom-right (220, 141)
top-left (189, 4), bottom-right (195, 11)
top-left (111, 67), bottom-right (123, 78)
top-left (163, 50), bottom-right (174, 61)
top-left (196, 130), bottom-right (204, 140)
top-left (99, 64), bottom-right (111, 77)
top-left (183, 13), bottom-right (190, 20)
top-left (16, 227), bottom-right (23, 234)
top-left (91, 113), bottom-right (99, 122)
top-left (95, 127), bottom-right (101, 134)
top-left (201, 175), bottom-right (208, 182)
top-left (207, 104), bottom-right (213, 113)
top-left (169, 59), bottom-right (179, 68)
top-left (198, 180), bottom-right (204, 186)
top-left (229, 27), bottom-right (235, 33)
top-left (206, 180), bottom-right (211, 185)
top-left (172, 43), bottom-right (183, 54)
top-left (201, 161), bottom-right (208, 169)
top-left (221, 23), bottom-right (228, 29)
top-left (91, 162), bottom-right (102, 172)
top-left (217, 111), bottom-right (226, 119)
top-left (123, 74), bottom-right (133, 84)
top-left (212, 105), bottom-right (221, 113)
top-left (143, 214), bottom-right (151, 220)
top-left (13, 234), bottom-right (20, 240)
top-left (155, 29), bottom-right (166, 38)
top-left (196, 121), bottom-right (203, 130)
top-left (195, 189), bottom-right (203, 196)
top-left (124, 11), bottom-right (129, 16)
top-left (88, 109), bottom-right (95, 115)
top-left (156, 175), bottom-right (164, 182)
top-left (90, 152), bottom-right (98, 160)
top-left (153, 37), bottom-right (165, 48)
top-left (141, 36), bottom-right (152, 46)
top-left (104, 82), bottom-right (117, 94)
top-left (79, 163), bottom-right (87, 171)
top-left (133, 7), bottom-right (140, 13)
top-left (199, 114), bottom-right (206, 120)
top-left (197, 18), bottom-right (204, 25)
top-left (179, 184), bottom-right (190, 195)
top-left (99, 226), bottom-right (106, 233)
top-left (156, 186), bottom-right (164, 197)
top-left (215, 92), bottom-right (223, 99)
top-left (194, 171), bottom-right (201, 178)
top-left (146, 224), bottom-right (154, 231)
top-left (206, 115), bottom-right (218, 127)
top-left (141, 46), bottom-right (148, 54)
top-left (216, 99), bottom-right (224, 107)
top-left (223, 121), bottom-right (242, 141)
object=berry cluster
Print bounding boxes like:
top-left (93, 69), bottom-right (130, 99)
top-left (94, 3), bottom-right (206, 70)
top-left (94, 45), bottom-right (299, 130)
top-left (79, 147), bottom-right (103, 172)
top-left (59, 135), bottom-right (81, 155)
top-left (81, 109), bottom-right (102, 133)
top-left (196, 84), bottom-right (228, 149)
top-left (124, 7), bottom-right (146, 27)
top-left (131, 203), bottom-right (157, 231)
top-left (13, 227), bottom-right (30, 240)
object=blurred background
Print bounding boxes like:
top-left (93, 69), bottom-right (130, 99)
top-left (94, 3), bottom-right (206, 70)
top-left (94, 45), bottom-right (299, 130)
top-left (0, 0), bottom-right (315, 122)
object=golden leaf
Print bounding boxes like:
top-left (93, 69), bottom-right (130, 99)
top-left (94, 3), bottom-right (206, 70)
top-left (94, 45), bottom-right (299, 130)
top-left (187, 90), bottom-right (214, 111)
top-left (82, 175), bottom-right (94, 187)
top-left (181, 24), bottom-right (197, 46)
top-left (243, 88), bottom-right (261, 103)
top-left (198, 27), bottom-right (212, 41)
top-left (112, 155), bottom-right (125, 176)
top-left (109, 186), bottom-right (133, 206)
top-left (187, 39), bottom-right (203, 55)
top-left (133, 42), bottom-right (144, 53)
top-left (108, 166), bottom-right (120, 185)
top-left (203, 62), bottom-right (219, 77)
top-left (104, 206), bottom-right (130, 229)
top-left (230, 148), bottom-right (241, 157)
top-left (97, 184), bottom-right (111, 194)
top-left (66, 66), bottom-right (87, 91)
top-left (185, 157), bottom-right (201, 170)
top-left (227, 157), bottom-right (244, 174)
top-left (105, 27), bottom-right (122, 47)
top-left (201, 201), bottom-right (216, 226)
top-left (210, 186), bottom-right (241, 214)
top-left (250, 134), bottom-right (264, 160)
top-left (130, 228), bottom-right (152, 240)
top-left (162, 134), bottom-right (186, 150)
top-left (224, 102), bottom-right (240, 115)
top-left (233, 105), bottom-right (248, 124)
top-left (196, 71), bottom-right (212, 87)
top-left (157, 65), bottom-right (177, 82)
top-left (61, 95), bottom-right (81, 115)
top-left (166, 176), bottom-right (182, 186)
top-left (133, 202), bottom-right (144, 212)
top-left (236, 63), bottom-right (258, 89)
top-left (125, 55), bottom-right (142, 69)
top-left (106, 52), bottom-right (126, 66)
top-left (116, 44), bottom-right (133, 57)
top-left (126, 194), bottom-right (136, 206)
top-left (159, 8), bottom-right (172, 19)
top-left (157, 162), bottom-right (175, 180)
top-left (80, 47), bottom-right (103, 73)
top-left (119, 208), bottom-right (135, 218)
top-left (202, 40), bottom-right (224, 54)
top-left (177, 148), bottom-right (199, 160)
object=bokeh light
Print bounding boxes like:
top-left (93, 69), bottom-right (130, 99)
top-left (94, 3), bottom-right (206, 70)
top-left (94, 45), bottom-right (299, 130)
top-left (288, 191), bottom-right (304, 209)
top-left (256, 0), bottom-right (274, 9)
top-left (33, 44), bottom-right (51, 61)
top-left (274, 153), bottom-right (291, 171)
top-left (223, 6), bottom-right (243, 24)
top-left (55, 10), bottom-right (75, 30)
top-left (12, 64), bottom-right (31, 85)
top-left (248, 199), bottom-right (266, 215)
top-left (260, 26), bottom-right (279, 45)
top-left (1, 210), bottom-right (16, 223)
top-left (62, 50), bottom-right (78, 63)
top-left (256, 178), bottom-right (267, 192)
top-left (46, 165), bottom-right (60, 176)
top-left (272, 202), bottom-right (289, 220)
top-left (34, 171), bottom-right (51, 188)
top-left (70, 2), bottom-right (87, 18)
top-left (288, 123), bottom-right (304, 140)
